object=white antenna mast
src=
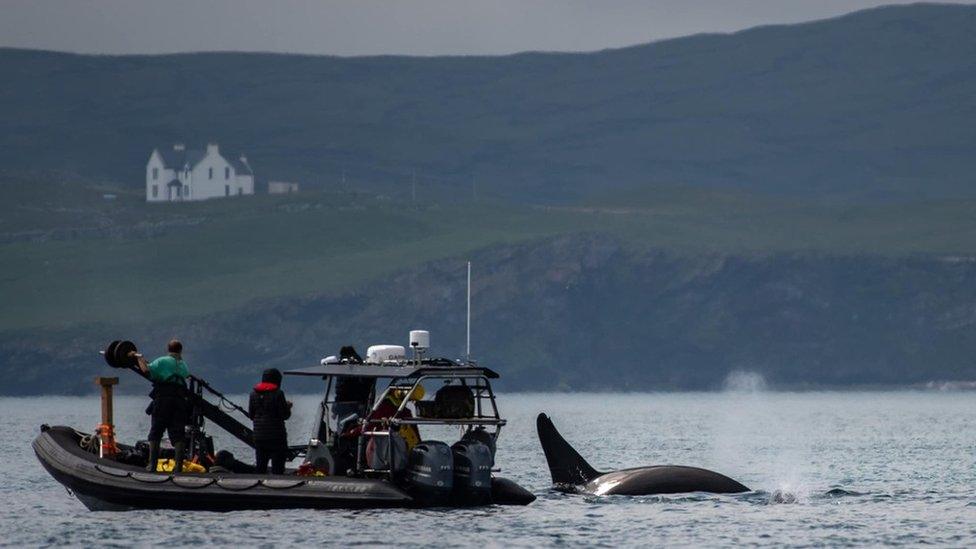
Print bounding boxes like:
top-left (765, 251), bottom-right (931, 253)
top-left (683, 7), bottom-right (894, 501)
top-left (466, 260), bottom-right (472, 362)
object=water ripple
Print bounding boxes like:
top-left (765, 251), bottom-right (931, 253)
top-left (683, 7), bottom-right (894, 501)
top-left (4, 392), bottom-right (976, 546)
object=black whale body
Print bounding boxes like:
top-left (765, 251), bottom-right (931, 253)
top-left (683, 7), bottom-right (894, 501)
top-left (536, 413), bottom-right (749, 496)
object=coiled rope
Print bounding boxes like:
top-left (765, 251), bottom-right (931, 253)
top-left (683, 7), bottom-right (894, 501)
top-left (77, 429), bottom-right (100, 454)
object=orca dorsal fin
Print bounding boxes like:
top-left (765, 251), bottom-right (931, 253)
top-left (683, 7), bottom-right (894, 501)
top-left (536, 413), bottom-right (601, 485)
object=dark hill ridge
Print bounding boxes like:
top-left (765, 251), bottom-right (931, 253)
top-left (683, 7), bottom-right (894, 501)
top-left (6, 235), bottom-right (976, 395)
top-left (2, 3), bottom-right (976, 201)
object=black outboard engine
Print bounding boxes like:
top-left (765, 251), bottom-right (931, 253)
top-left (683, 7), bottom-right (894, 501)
top-left (451, 439), bottom-right (493, 505)
top-left (461, 427), bottom-right (496, 461)
top-left (405, 441), bottom-right (453, 505)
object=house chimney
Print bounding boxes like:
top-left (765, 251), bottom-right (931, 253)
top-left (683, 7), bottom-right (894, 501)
top-left (239, 154), bottom-right (248, 164)
top-left (173, 143), bottom-right (185, 151)
top-left (207, 142), bottom-right (219, 155)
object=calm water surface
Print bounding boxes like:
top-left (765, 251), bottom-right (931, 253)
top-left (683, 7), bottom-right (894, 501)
top-left (3, 391), bottom-right (974, 546)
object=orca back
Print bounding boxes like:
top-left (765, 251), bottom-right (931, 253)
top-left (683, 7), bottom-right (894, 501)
top-left (585, 465), bottom-right (750, 495)
top-left (536, 413), bottom-right (601, 486)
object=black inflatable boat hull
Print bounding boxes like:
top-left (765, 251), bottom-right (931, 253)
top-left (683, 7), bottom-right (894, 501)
top-left (34, 426), bottom-right (534, 511)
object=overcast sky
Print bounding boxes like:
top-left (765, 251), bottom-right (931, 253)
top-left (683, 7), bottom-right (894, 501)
top-left (2, 0), bottom-right (974, 57)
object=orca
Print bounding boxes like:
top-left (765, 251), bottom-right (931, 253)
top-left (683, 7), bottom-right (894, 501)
top-left (536, 413), bottom-right (750, 496)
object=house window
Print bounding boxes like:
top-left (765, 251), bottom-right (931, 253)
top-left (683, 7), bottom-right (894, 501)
top-left (175, 186), bottom-right (181, 198)
top-left (225, 167), bottom-right (230, 179)
top-left (238, 187), bottom-right (243, 195)
top-left (152, 185), bottom-right (158, 198)
top-left (225, 184), bottom-right (230, 197)
top-left (183, 185), bottom-right (189, 198)
top-left (152, 167), bottom-right (158, 180)
top-left (209, 167), bottom-right (213, 180)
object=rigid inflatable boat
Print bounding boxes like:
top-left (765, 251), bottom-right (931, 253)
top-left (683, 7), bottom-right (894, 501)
top-left (34, 425), bottom-right (418, 511)
top-left (33, 332), bottom-right (535, 511)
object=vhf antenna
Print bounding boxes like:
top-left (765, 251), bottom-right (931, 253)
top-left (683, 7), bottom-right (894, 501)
top-left (466, 260), bottom-right (472, 363)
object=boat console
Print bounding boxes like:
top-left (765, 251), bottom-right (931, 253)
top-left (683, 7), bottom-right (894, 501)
top-left (284, 350), bottom-right (509, 506)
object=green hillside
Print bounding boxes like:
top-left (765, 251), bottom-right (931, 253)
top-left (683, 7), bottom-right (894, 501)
top-left (1, 3), bottom-right (975, 201)
top-left (7, 230), bottom-right (976, 395)
top-left (0, 177), bottom-right (567, 330)
top-left (6, 172), bottom-right (976, 334)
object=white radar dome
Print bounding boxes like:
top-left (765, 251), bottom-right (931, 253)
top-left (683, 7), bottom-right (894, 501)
top-left (409, 330), bottom-right (430, 350)
top-left (366, 345), bottom-right (406, 364)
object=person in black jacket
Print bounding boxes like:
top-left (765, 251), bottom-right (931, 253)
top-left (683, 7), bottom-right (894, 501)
top-left (248, 368), bottom-right (292, 474)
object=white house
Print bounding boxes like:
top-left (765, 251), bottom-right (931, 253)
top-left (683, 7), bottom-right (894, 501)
top-left (146, 142), bottom-right (254, 202)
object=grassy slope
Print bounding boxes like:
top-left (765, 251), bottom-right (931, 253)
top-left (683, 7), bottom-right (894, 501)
top-left (0, 187), bottom-right (570, 330)
top-left (5, 174), bottom-right (976, 333)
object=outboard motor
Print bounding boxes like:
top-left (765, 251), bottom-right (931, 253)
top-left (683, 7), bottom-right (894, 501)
top-left (451, 439), bottom-right (493, 505)
top-left (405, 441), bottom-right (453, 505)
top-left (461, 427), bottom-right (496, 461)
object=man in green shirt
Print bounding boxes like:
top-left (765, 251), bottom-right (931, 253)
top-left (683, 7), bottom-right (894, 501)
top-left (133, 339), bottom-right (190, 472)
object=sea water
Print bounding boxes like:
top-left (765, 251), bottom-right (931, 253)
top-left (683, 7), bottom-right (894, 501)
top-left (2, 391), bottom-right (974, 546)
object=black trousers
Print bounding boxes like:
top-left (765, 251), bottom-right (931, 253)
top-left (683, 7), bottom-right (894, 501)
top-left (255, 445), bottom-right (288, 475)
top-left (148, 395), bottom-right (187, 443)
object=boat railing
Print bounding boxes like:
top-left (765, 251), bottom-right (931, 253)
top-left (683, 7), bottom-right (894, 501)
top-left (355, 373), bottom-right (504, 478)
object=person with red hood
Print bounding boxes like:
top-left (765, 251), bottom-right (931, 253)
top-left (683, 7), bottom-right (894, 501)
top-left (248, 368), bottom-right (292, 474)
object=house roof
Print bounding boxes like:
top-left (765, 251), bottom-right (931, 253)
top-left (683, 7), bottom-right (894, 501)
top-left (165, 178), bottom-right (182, 187)
top-left (229, 157), bottom-right (253, 176)
top-left (156, 148), bottom-right (205, 170)
top-left (154, 144), bottom-right (251, 175)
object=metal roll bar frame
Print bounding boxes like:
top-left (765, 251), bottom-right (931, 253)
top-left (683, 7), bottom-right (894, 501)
top-left (313, 371), bottom-right (505, 479)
